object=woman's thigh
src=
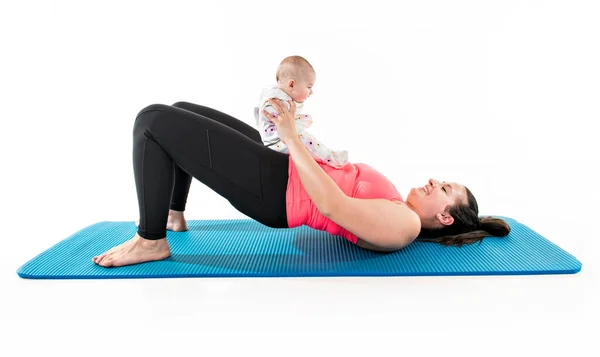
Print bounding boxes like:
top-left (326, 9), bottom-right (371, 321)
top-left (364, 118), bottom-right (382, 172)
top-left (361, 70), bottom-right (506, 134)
top-left (171, 101), bottom-right (262, 144)
top-left (135, 104), bottom-right (289, 228)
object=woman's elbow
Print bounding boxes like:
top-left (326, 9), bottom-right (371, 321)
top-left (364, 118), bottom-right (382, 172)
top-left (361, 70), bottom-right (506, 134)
top-left (318, 194), bottom-right (346, 218)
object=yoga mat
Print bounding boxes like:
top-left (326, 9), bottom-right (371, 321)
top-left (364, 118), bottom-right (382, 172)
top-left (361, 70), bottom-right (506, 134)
top-left (17, 217), bottom-right (581, 279)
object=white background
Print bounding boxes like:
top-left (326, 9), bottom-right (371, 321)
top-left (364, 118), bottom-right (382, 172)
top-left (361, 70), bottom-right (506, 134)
top-left (1, 0), bottom-right (599, 356)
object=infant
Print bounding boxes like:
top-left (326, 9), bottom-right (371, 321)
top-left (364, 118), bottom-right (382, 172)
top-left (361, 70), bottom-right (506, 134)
top-left (254, 55), bottom-right (348, 168)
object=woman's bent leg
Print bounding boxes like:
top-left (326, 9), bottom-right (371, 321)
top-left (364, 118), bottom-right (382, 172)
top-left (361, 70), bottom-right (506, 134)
top-left (94, 103), bottom-right (289, 267)
top-left (170, 164), bottom-right (192, 212)
top-left (172, 101), bottom-right (262, 143)
top-left (167, 101), bottom-right (263, 213)
top-left (135, 104), bottom-right (289, 239)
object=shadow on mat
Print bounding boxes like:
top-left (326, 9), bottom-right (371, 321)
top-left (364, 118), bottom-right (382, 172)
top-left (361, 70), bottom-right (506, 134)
top-left (167, 230), bottom-right (394, 273)
top-left (182, 219), bottom-right (286, 233)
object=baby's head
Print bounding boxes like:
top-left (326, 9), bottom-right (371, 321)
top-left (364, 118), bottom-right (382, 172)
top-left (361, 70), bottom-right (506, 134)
top-left (276, 55), bottom-right (315, 103)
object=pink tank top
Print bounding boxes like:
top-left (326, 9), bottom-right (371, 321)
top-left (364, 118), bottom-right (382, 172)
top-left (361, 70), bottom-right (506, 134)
top-left (286, 159), bottom-right (404, 244)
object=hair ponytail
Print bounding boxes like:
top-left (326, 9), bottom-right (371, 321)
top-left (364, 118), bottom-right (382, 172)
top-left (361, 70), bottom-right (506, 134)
top-left (417, 187), bottom-right (511, 247)
top-left (479, 216), bottom-right (511, 237)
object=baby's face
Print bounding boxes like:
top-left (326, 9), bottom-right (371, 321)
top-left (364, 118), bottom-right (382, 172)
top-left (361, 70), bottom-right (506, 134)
top-left (289, 71), bottom-right (315, 103)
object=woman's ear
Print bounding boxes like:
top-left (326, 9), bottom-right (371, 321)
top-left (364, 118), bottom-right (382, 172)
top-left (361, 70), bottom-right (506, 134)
top-left (436, 212), bottom-right (454, 226)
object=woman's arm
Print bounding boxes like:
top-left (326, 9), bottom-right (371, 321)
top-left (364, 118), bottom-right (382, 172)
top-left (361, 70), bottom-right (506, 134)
top-left (264, 99), bottom-right (421, 250)
top-left (289, 135), bottom-right (420, 250)
top-left (264, 99), bottom-right (343, 215)
top-left (285, 136), bottom-right (345, 215)
top-left (329, 197), bottom-right (421, 251)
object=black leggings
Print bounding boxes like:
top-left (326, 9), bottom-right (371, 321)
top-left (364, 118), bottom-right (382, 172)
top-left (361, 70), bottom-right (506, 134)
top-left (133, 102), bottom-right (290, 239)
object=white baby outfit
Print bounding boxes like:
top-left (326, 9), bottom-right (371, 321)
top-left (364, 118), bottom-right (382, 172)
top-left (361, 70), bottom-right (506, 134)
top-left (253, 86), bottom-right (348, 168)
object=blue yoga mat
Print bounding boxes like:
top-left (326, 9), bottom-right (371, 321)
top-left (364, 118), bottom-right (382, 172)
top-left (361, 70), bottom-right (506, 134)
top-left (17, 217), bottom-right (581, 279)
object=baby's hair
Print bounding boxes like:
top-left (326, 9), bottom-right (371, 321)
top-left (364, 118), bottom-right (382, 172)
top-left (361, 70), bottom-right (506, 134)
top-left (276, 55), bottom-right (314, 83)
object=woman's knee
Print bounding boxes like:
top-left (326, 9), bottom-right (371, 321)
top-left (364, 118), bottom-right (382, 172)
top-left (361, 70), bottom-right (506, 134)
top-left (137, 104), bottom-right (171, 118)
top-left (171, 102), bottom-right (201, 114)
top-left (171, 101), bottom-right (192, 108)
top-left (134, 104), bottom-right (174, 133)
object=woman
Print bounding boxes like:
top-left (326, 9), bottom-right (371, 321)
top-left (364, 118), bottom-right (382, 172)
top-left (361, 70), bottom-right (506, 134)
top-left (92, 100), bottom-right (510, 267)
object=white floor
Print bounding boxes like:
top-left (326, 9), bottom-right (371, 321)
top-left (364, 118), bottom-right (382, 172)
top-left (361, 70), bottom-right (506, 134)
top-left (2, 1), bottom-right (600, 355)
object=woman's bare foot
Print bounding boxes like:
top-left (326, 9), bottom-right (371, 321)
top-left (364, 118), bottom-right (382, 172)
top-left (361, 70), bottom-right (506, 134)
top-left (167, 210), bottom-right (188, 232)
top-left (92, 234), bottom-right (171, 267)
top-left (135, 209), bottom-right (188, 232)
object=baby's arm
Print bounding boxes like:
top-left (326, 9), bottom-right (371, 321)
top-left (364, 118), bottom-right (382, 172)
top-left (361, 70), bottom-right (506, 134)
top-left (298, 131), bottom-right (348, 168)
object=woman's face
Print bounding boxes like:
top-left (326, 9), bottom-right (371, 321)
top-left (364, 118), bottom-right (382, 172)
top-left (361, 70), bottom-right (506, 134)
top-left (406, 178), bottom-right (468, 229)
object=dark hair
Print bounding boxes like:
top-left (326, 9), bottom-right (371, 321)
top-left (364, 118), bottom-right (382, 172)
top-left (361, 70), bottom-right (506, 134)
top-left (417, 186), bottom-right (510, 247)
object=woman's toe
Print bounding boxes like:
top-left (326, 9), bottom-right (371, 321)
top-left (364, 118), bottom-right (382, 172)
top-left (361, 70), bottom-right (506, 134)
top-left (98, 254), bottom-right (110, 265)
top-left (99, 256), bottom-right (111, 267)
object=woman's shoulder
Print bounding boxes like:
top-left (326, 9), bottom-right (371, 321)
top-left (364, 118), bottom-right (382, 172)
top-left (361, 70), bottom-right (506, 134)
top-left (380, 200), bottom-right (421, 249)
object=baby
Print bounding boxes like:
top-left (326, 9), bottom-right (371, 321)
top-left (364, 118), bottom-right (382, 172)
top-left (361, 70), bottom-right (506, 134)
top-left (254, 56), bottom-right (348, 168)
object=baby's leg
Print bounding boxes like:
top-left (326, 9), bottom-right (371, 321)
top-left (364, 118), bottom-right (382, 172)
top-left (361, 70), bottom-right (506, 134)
top-left (298, 131), bottom-right (348, 168)
top-left (266, 140), bottom-right (289, 154)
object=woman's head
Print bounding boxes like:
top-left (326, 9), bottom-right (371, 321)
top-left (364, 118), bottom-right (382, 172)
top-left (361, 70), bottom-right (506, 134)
top-left (406, 178), bottom-right (511, 247)
top-left (276, 55), bottom-right (315, 103)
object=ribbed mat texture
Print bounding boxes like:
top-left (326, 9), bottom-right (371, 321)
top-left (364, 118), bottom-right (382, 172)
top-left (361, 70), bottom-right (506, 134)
top-left (17, 217), bottom-right (581, 279)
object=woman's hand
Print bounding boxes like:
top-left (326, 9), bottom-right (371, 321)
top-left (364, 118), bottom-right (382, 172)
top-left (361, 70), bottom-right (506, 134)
top-left (263, 98), bottom-right (298, 144)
